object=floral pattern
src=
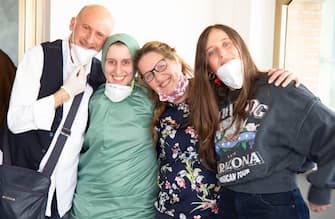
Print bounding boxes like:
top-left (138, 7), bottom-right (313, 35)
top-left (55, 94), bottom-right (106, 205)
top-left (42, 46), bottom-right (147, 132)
top-left (155, 102), bottom-right (223, 218)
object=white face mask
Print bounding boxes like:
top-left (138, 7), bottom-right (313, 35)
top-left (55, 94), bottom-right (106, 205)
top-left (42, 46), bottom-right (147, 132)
top-left (216, 59), bottom-right (244, 89)
top-left (104, 82), bottom-right (133, 102)
top-left (71, 44), bottom-right (98, 66)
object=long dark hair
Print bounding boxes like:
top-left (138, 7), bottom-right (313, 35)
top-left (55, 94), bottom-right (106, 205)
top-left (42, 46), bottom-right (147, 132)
top-left (190, 24), bottom-right (264, 159)
top-left (0, 49), bottom-right (16, 128)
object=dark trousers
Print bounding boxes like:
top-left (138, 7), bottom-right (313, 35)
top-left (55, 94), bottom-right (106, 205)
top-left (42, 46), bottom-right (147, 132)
top-left (221, 188), bottom-right (310, 219)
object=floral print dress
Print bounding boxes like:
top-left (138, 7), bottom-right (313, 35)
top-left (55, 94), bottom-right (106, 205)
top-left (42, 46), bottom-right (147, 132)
top-left (155, 102), bottom-right (223, 219)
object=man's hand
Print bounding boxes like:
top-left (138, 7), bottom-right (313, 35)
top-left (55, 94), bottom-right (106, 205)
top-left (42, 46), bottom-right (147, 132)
top-left (62, 65), bottom-right (87, 98)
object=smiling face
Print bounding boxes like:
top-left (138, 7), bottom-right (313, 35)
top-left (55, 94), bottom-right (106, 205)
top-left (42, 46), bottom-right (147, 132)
top-left (206, 28), bottom-right (240, 74)
top-left (104, 43), bottom-right (133, 85)
top-left (137, 51), bottom-right (182, 95)
top-left (69, 5), bottom-right (113, 51)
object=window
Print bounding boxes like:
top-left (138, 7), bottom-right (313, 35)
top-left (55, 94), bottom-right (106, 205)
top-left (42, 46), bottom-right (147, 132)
top-left (18, 0), bottom-right (50, 62)
top-left (274, 0), bottom-right (335, 110)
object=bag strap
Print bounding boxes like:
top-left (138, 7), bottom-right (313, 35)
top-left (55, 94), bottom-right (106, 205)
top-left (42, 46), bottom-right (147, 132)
top-left (2, 90), bottom-right (84, 177)
top-left (2, 121), bottom-right (11, 165)
top-left (42, 92), bottom-right (84, 177)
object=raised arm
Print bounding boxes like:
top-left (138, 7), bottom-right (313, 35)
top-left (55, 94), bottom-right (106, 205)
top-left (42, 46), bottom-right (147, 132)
top-left (267, 68), bottom-right (300, 87)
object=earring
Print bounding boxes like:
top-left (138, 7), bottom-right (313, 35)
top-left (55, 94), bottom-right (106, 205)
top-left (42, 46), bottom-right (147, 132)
top-left (207, 72), bottom-right (216, 80)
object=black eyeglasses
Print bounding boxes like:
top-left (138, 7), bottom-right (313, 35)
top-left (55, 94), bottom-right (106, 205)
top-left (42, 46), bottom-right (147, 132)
top-left (141, 58), bottom-right (167, 83)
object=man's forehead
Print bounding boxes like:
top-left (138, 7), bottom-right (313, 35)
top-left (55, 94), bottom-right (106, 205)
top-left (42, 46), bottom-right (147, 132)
top-left (77, 7), bottom-right (113, 30)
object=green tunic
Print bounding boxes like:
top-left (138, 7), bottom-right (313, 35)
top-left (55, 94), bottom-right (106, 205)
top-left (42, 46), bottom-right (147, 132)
top-left (71, 84), bottom-right (158, 219)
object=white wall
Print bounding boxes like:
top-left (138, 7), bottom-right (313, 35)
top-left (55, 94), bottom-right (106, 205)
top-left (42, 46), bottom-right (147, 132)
top-left (213, 0), bottom-right (276, 71)
top-left (49, 0), bottom-right (276, 69)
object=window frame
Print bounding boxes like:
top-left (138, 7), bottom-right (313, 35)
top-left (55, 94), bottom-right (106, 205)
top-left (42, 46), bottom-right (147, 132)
top-left (273, 0), bottom-right (292, 68)
top-left (18, 0), bottom-right (50, 62)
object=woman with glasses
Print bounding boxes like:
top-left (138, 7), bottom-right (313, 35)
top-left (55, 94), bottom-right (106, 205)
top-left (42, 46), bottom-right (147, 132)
top-left (71, 34), bottom-right (158, 219)
top-left (134, 41), bottom-right (299, 219)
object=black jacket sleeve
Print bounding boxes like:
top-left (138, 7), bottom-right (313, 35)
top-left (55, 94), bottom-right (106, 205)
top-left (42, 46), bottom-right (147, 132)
top-left (294, 99), bottom-right (335, 205)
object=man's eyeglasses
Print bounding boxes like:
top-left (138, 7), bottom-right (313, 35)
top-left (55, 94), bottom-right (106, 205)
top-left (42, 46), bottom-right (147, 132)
top-left (141, 58), bottom-right (167, 83)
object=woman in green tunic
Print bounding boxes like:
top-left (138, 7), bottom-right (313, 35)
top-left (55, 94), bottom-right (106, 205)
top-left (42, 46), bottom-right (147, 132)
top-left (71, 33), bottom-right (158, 219)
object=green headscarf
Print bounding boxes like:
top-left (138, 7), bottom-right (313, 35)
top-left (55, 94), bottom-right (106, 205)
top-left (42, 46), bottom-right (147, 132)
top-left (101, 33), bottom-right (140, 78)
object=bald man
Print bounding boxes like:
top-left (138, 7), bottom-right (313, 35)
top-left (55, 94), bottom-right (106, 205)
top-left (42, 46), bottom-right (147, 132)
top-left (7, 4), bottom-right (113, 218)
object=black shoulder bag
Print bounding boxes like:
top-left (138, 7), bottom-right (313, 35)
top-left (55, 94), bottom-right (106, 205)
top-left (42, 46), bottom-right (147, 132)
top-left (0, 92), bottom-right (83, 219)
